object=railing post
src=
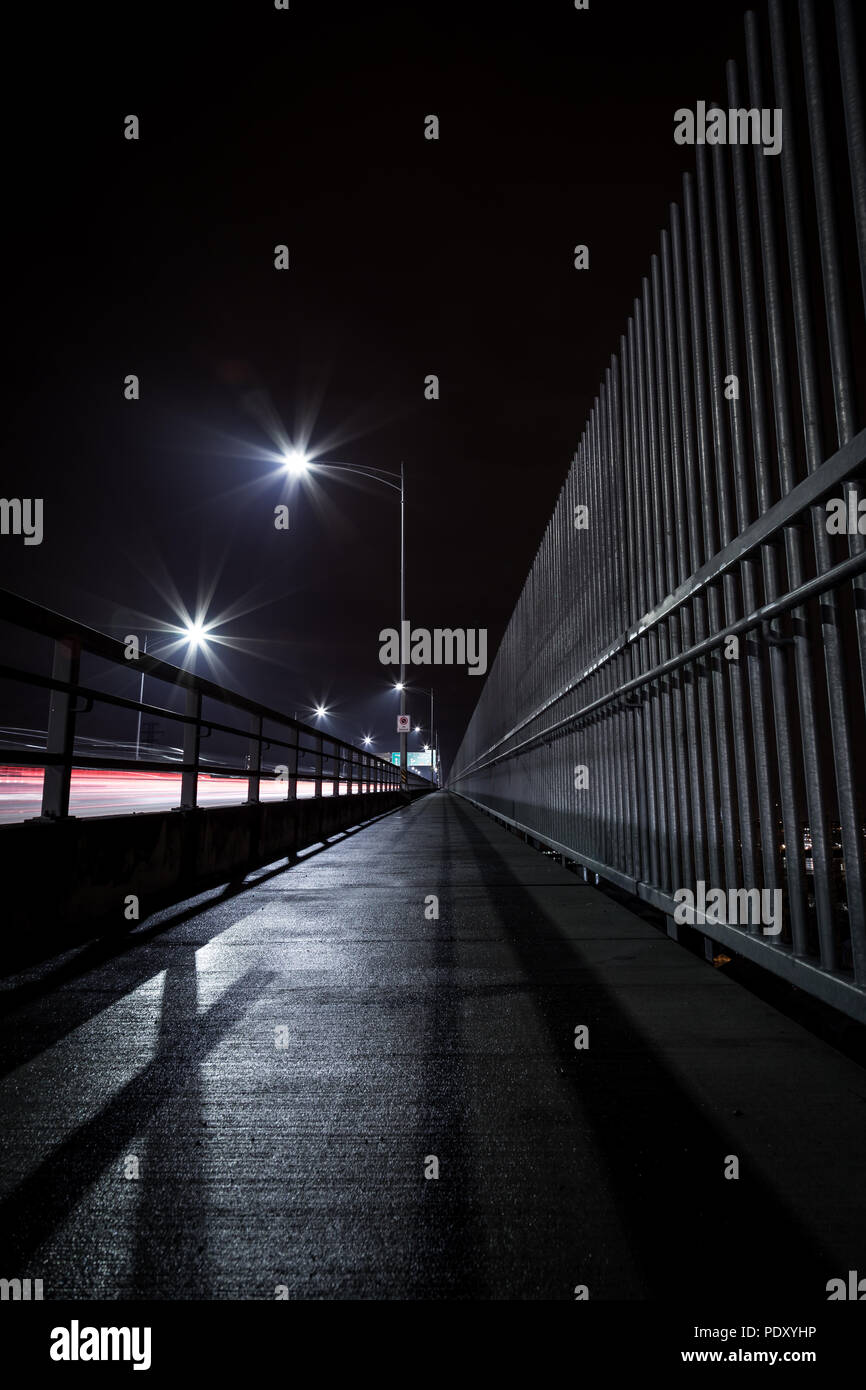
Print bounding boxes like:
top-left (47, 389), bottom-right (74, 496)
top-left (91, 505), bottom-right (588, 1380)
top-left (245, 714), bottom-right (262, 804)
top-left (314, 733), bottom-right (323, 799)
top-left (40, 635), bottom-right (80, 819)
top-left (286, 732), bottom-right (298, 801)
top-left (180, 687), bottom-right (201, 809)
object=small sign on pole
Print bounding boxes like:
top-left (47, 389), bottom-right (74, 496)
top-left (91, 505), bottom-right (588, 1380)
top-left (397, 714), bottom-right (410, 732)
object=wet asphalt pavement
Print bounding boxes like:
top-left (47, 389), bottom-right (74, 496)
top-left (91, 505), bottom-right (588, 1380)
top-left (1, 790), bottom-right (864, 1300)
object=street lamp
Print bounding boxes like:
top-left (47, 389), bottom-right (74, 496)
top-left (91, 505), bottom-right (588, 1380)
top-left (125, 617), bottom-right (214, 761)
top-left (282, 450), bottom-right (311, 474)
top-left (288, 455), bottom-right (408, 776)
top-left (183, 620), bottom-right (210, 649)
top-left (403, 682), bottom-right (437, 787)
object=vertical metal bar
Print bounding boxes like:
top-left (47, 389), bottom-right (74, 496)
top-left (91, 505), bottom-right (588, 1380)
top-left (835, 0), bottom-right (866, 316)
top-left (286, 728), bottom-right (298, 801)
top-left (617, 363), bottom-right (641, 883)
top-left (800, 0), bottom-right (866, 713)
top-left (41, 636), bottom-right (80, 819)
top-left (558, 465), bottom-right (569, 852)
top-left (651, 251), bottom-right (695, 892)
top-left (769, 0), bottom-right (866, 980)
top-left (180, 687), bottom-right (201, 810)
top-left (661, 226), bottom-right (708, 889)
top-left (670, 200), bottom-right (724, 890)
top-left (744, 14), bottom-right (837, 966)
top-left (621, 329), bottom-right (652, 881)
top-left (635, 290), bottom-right (672, 891)
top-left (245, 714), bottom-right (262, 804)
top-left (727, 54), bottom-right (809, 952)
top-left (642, 273), bottom-right (681, 892)
top-left (694, 140), bottom-right (758, 893)
top-left (587, 405), bottom-right (605, 867)
top-left (642, 269), bottom-right (681, 892)
top-left (799, 0), bottom-right (858, 444)
top-left (682, 171), bottom-right (739, 892)
top-left (591, 402), bottom-right (605, 868)
top-left (314, 733), bottom-right (323, 799)
top-left (596, 399), bottom-right (616, 873)
top-left (628, 316), bottom-right (660, 887)
top-left (709, 107), bottom-right (779, 931)
top-left (573, 435), bottom-right (591, 862)
top-left (602, 373), bottom-right (627, 875)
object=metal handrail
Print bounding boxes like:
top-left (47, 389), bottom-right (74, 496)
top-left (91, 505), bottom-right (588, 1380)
top-left (0, 587), bottom-right (428, 816)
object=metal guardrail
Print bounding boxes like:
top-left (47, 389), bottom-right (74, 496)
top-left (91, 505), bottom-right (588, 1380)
top-left (0, 588), bottom-right (429, 816)
top-left (448, 0), bottom-right (866, 1022)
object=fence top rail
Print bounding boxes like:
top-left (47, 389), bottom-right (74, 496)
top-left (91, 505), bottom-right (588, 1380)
top-left (0, 586), bottom-right (402, 774)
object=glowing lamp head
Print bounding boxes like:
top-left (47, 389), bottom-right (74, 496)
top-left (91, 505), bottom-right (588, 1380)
top-left (363, 735), bottom-right (372, 746)
top-left (184, 620), bottom-right (209, 649)
top-left (314, 704), bottom-right (328, 719)
top-left (394, 682), bottom-right (404, 692)
top-left (283, 450), bottom-right (311, 474)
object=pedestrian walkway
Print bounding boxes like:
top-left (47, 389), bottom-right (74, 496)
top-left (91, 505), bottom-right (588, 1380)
top-left (0, 791), bottom-right (864, 1299)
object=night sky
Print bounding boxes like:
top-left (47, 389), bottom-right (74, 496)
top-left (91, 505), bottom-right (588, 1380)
top-left (2, 0), bottom-right (759, 768)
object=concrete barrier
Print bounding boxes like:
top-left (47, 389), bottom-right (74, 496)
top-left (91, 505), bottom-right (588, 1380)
top-left (0, 790), bottom-right (424, 935)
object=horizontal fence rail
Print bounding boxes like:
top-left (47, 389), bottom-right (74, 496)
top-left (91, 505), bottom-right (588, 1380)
top-left (0, 587), bottom-right (429, 818)
top-left (448, 0), bottom-right (866, 1023)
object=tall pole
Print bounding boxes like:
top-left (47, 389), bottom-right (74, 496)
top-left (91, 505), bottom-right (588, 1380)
top-left (400, 460), bottom-right (407, 777)
top-left (135, 632), bottom-right (147, 761)
top-left (430, 688), bottom-right (435, 786)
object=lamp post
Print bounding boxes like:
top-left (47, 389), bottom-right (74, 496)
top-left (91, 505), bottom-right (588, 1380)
top-left (404, 682), bottom-right (436, 786)
top-left (135, 632), bottom-right (147, 761)
top-left (284, 453), bottom-right (407, 776)
top-left (108, 617), bottom-right (214, 763)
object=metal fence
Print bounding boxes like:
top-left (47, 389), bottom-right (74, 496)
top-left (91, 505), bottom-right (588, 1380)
top-left (0, 587), bottom-right (428, 816)
top-left (448, 0), bottom-right (866, 1022)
